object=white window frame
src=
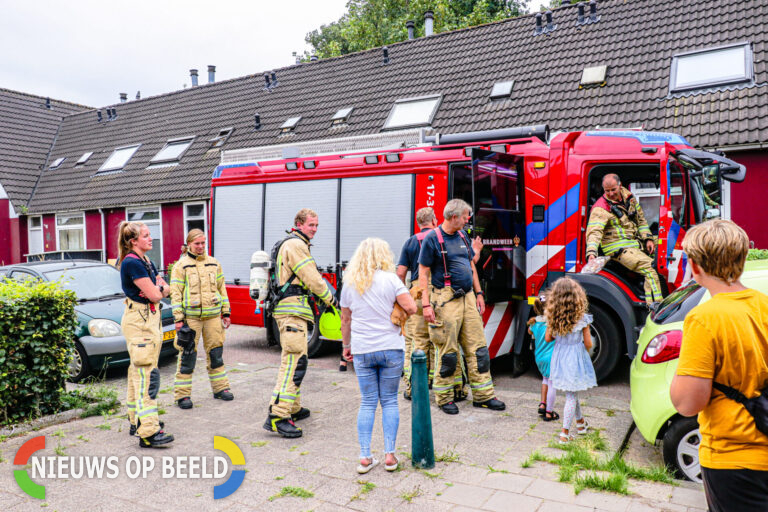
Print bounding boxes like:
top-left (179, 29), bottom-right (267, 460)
top-left (126, 205), bottom-right (163, 266)
top-left (55, 212), bottom-right (86, 252)
top-left (99, 144), bottom-right (141, 173)
top-left (76, 152), bottom-right (93, 165)
top-left (150, 136), bottom-right (195, 165)
top-left (331, 107), bottom-right (354, 125)
top-left (209, 127), bottom-right (234, 149)
top-left (280, 116), bottom-right (302, 133)
top-left (183, 201), bottom-right (208, 238)
top-left (490, 81), bottom-right (514, 100)
top-left (49, 157), bottom-right (66, 169)
top-left (28, 215), bottom-right (43, 254)
top-left (382, 94), bottom-right (442, 130)
top-left (670, 42), bottom-right (753, 93)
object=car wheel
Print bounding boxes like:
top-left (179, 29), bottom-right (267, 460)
top-left (588, 303), bottom-right (621, 382)
top-left (268, 309), bottom-right (325, 358)
top-left (662, 417), bottom-right (702, 483)
top-left (68, 342), bottom-right (91, 383)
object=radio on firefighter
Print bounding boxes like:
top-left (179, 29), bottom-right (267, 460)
top-left (249, 250), bottom-right (271, 302)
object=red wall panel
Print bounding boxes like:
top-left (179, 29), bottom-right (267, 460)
top-left (729, 151), bottom-right (768, 249)
top-left (161, 202), bottom-right (184, 269)
top-left (85, 210), bottom-right (103, 250)
top-left (105, 208), bottom-right (125, 262)
top-left (42, 214), bottom-right (56, 252)
top-left (0, 199), bottom-right (10, 265)
top-left (16, 216), bottom-right (27, 263)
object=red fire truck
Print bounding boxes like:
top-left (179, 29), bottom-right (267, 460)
top-left (210, 125), bottom-right (745, 380)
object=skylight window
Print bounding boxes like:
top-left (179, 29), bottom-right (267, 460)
top-left (281, 116), bottom-right (302, 133)
top-left (382, 95), bottom-right (442, 130)
top-left (580, 65), bottom-right (607, 86)
top-left (331, 107), bottom-right (354, 125)
top-left (151, 137), bottom-right (194, 164)
top-left (670, 42), bottom-right (753, 93)
top-left (99, 144), bottom-right (140, 173)
top-left (49, 157), bottom-right (66, 170)
top-left (76, 152), bottom-right (93, 165)
top-left (209, 127), bottom-right (234, 149)
top-left (490, 81), bottom-right (514, 100)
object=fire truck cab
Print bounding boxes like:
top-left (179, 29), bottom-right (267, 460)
top-left (211, 125), bottom-right (745, 380)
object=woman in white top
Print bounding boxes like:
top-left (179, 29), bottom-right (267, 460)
top-left (341, 238), bottom-right (416, 474)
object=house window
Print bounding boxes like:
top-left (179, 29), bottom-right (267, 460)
top-left (99, 144), bottom-right (140, 172)
top-left (56, 213), bottom-right (85, 251)
top-left (49, 157), bottom-right (66, 170)
top-left (127, 206), bottom-right (162, 267)
top-left (184, 202), bottom-right (207, 235)
top-left (331, 107), bottom-right (354, 125)
top-left (150, 137), bottom-right (194, 164)
top-left (28, 215), bottom-right (43, 255)
top-left (209, 128), bottom-right (234, 149)
top-left (580, 66), bottom-right (607, 87)
top-left (670, 42), bottom-right (753, 93)
top-left (382, 95), bottom-right (441, 130)
top-left (489, 81), bottom-right (514, 100)
top-left (280, 117), bottom-right (302, 134)
top-left (76, 152), bottom-right (93, 165)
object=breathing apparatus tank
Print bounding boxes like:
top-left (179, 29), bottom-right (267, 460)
top-left (249, 250), bottom-right (271, 301)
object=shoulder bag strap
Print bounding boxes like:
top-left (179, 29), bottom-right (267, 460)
top-left (712, 381), bottom-right (749, 405)
top-left (434, 228), bottom-right (452, 288)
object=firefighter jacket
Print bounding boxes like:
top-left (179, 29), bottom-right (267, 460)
top-left (586, 186), bottom-right (653, 258)
top-left (273, 230), bottom-right (334, 322)
top-left (170, 252), bottom-right (230, 323)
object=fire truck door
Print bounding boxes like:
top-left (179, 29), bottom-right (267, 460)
top-left (470, 149), bottom-right (526, 303)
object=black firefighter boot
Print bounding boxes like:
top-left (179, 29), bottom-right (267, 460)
top-left (139, 429), bottom-right (175, 448)
top-left (129, 419), bottom-right (164, 437)
top-left (263, 414), bottom-right (302, 438)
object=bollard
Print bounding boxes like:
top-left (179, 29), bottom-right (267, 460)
top-left (411, 349), bottom-right (435, 468)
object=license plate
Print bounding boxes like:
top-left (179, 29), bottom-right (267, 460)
top-left (162, 330), bottom-right (176, 341)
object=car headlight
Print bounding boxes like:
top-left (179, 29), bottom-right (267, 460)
top-left (88, 319), bottom-right (122, 337)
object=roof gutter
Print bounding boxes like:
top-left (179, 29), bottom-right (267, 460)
top-left (704, 142), bottom-right (768, 152)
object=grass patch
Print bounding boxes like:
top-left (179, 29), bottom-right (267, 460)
top-left (275, 476), bottom-right (284, 480)
top-left (300, 451), bottom-right (309, 456)
top-left (605, 409), bottom-right (615, 417)
top-left (158, 386), bottom-right (172, 394)
top-left (60, 386), bottom-right (120, 419)
top-left (251, 441), bottom-right (267, 448)
top-left (419, 469), bottom-right (441, 479)
top-left (435, 446), bottom-right (460, 463)
top-left (522, 431), bottom-right (675, 495)
top-left (351, 480), bottom-right (376, 501)
top-left (96, 412), bottom-right (112, 431)
top-left (399, 485), bottom-right (422, 503)
top-left (268, 486), bottom-right (314, 501)
top-left (77, 435), bottom-right (89, 442)
top-left (54, 444), bottom-right (66, 456)
top-left (486, 465), bottom-right (509, 474)
top-left (289, 445), bottom-right (298, 452)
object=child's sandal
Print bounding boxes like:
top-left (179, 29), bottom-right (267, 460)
top-left (537, 402), bottom-right (546, 416)
top-left (558, 432), bottom-right (574, 445)
top-left (543, 410), bottom-right (560, 422)
top-left (576, 420), bottom-right (589, 435)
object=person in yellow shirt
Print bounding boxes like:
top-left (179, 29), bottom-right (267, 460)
top-left (671, 220), bottom-right (768, 512)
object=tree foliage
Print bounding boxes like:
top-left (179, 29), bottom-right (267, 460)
top-left (305, 0), bottom-right (530, 59)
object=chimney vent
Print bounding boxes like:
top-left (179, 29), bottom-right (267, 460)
top-left (190, 69), bottom-right (199, 87)
top-left (424, 10), bottom-right (434, 36)
top-left (270, 71), bottom-right (278, 87)
top-left (293, 51), bottom-right (301, 64)
top-left (97, 110), bottom-right (103, 122)
top-left (136, 91), bottom-right (141, 100)
top-left (264, 73), bottom-right (271, 90)
top-left (45, 97), bottom-right (51, 109)
top-left (535, 13), bottom-right (543, 34)
top-left (254, 113), bottom-right (261, 130)
top-left (589, 0), bottom-right (599, 21)
top-left (119, 93), bottom-right (127, 103)
top-left (545, 10), bottom-right (553, 29)
top-left (406, 20), bottom-right (415, 40)
top-left (208, 65), bottom-right (216, 83)
top-left (578, 3), bottom-right (585, 23)
top-left (382, 46), bottom-right (390, 65)
top-left (310, 54), bottom-right (318, 61)
top-left (110, 108), bottom-right (118, 120)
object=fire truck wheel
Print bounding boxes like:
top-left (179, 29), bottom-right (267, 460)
top-left (588, 303), bottom-right (621, 382)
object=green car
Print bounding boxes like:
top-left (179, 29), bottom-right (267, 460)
top-left (630, 259), bottom-right (768, 482)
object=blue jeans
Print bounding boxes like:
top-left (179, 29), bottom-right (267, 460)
top-left (354, 349), bottom-right (404, 459)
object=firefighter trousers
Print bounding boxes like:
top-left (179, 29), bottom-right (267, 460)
top-left (403, 306), bottom-right (467, 398)
top-left (428, 286), bottom-right (495, 406)
top-left (173, 316), bottom-right (230, 401)
top-left (122, 299), bottom-right (163, 439)
top-left (615, 247), bottom-right (663, 303)
top-left (269, 316), bottom-right (309, 419)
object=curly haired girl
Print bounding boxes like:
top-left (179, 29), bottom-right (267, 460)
top-left (545, 277), bottom-right (597, 444)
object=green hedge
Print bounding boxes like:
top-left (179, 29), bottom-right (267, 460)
top-left (0, 279), bottom-right (77, 425)
top-left (747, 248), bottom-right (768, 261)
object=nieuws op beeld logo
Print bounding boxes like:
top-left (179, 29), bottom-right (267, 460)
top-left (13, 435), bottom-right (245, 500)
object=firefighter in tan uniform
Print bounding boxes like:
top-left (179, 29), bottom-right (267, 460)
top-left (586, 174), bottom-right (663, 304)
top-left (418, 199), bottom-right (506, 415)
top-left (397, 207), bottom-right (473, 401)
top-left (118, 221), bottom-right (174, 448)
top-left (264, 208), bottom-right (336, 438)
top-left (170, 229), bottom-right (233, 408)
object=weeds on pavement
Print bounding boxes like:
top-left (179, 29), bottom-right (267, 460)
top-left (268, 486), bottom-right (314, 501)
top-left (399, 485), bottom-right (422, 503)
